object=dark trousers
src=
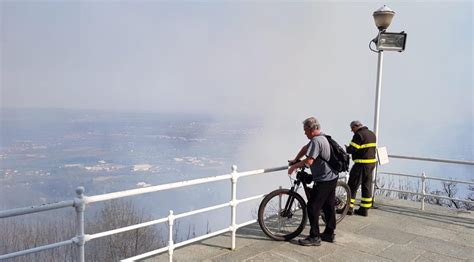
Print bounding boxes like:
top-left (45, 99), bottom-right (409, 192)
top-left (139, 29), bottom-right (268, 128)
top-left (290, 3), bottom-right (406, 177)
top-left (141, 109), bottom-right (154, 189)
top-left (348, 163), bottom-right (376, 208)
top-left (307, 178), bottom-right (338, 237)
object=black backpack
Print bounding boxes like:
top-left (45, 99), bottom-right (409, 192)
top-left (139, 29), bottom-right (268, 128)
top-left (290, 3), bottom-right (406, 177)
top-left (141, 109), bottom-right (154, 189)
top-left (322, 135), bottom-right (350, 173)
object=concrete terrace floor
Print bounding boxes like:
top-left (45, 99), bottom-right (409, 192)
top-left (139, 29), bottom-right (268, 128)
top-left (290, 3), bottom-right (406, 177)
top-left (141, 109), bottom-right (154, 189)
top-left (144, 198), bottom-right (474, 262)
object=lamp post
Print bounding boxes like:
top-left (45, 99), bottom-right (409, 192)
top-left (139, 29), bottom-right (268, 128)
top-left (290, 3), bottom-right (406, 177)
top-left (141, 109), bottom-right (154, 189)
top-left (370, 5), bottom-right (407, 206)
top-left (372, 5), bottom-right (396, 141)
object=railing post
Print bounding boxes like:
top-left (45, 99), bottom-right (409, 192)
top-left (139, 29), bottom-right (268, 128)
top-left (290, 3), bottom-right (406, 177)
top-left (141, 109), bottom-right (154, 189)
top-left (73, 187), bottom-right (86, 262)
top-left (230, 165), bottom-right (238, 250)
top-left (421, 172), bottom-right (426, 211)
top-left (168, 210), bottom-right (174, 262)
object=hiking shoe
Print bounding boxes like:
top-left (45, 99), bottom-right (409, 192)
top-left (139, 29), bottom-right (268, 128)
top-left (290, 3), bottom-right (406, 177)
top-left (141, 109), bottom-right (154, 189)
top-left (321, 233), bottom-right (335, 243)
top-left (355, 208), bottom-right (368, 217)
top-left (298, 236), bottom-right (321, 246)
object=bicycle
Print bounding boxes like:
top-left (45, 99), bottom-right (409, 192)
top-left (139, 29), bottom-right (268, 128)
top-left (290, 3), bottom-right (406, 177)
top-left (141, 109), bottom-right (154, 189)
top-left (257, 165), bottom-right (351, 241)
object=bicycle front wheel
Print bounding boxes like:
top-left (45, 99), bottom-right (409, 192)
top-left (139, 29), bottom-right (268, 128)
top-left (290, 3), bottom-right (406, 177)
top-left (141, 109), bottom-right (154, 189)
top-left (258, 189), bottom-right (307, 241)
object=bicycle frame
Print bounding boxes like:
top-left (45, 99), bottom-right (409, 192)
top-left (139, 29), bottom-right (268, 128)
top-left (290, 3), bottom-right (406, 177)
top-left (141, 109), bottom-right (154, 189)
top-left (282, 169), bottom-right (311, 217)
top-left (283, 168), bottom-right (349, 218)
top-left (257, 166), bottom-right (350, 241)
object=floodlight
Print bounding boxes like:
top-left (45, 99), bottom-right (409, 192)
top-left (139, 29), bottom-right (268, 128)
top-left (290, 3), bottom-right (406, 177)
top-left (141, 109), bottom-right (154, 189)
top-left (376, 31), bottom-right (407, 52)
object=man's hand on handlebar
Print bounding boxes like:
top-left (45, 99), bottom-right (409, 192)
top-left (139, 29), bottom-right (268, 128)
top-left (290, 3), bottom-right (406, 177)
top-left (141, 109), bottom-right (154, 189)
top-left (288, 159), bottom-right (299, 166)
top-left (287, 159), bottom-right (301, 175)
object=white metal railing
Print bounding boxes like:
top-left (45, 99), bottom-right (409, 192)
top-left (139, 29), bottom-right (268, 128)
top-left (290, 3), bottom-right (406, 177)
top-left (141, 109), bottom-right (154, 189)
top-left (0, 164), bottom-right (288, 262)
top-left (1, 155), bottom-right (472, 261)
top-left (377, 155), bottom-right (474, 210)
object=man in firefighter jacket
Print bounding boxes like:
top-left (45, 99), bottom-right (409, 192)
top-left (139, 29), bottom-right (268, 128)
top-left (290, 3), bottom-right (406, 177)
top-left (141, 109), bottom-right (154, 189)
top-left (346, 121), bottom-right (377, 216)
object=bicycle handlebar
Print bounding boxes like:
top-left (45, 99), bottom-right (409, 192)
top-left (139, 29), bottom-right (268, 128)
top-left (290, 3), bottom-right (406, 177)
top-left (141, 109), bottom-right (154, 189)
top-left (288, 159), bottom-right (300, 166)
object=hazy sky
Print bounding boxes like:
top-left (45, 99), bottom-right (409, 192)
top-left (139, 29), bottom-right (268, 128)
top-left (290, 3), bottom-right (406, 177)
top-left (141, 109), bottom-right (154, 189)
top-left (1, 1), bottom-right (473, 166)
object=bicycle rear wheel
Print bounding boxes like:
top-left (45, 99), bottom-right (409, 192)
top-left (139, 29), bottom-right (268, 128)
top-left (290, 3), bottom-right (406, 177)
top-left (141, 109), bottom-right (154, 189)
top-left (321, 180), bottom-right (351, 224)
top-left (334, 181), bottom-right (351, 223)
top-left (258, 189), bottom-right (307, 241)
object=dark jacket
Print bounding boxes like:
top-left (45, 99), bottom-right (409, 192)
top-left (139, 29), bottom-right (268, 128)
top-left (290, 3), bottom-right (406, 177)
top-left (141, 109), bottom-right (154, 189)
top-left (346, 126), bottom-right (377, 164)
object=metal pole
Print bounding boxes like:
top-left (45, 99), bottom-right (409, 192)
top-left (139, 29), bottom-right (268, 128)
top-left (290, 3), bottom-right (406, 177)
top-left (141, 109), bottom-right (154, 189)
top-left (421, 172), bottom-right (426, 210)
top-left (388, 154), bottom-right (474, 166)
top-left (168, 210), bottom-right (174, 262)
top-left (74, 187), bottom-right (86, 262)
top-left (372, 49), bottom-right (384, 207)
top-left (0, 200), bottom-right (74, 219)
top-left (230, 165), bottom-right (238, 250)
top-left (373, 50), bottom-right (384, 142)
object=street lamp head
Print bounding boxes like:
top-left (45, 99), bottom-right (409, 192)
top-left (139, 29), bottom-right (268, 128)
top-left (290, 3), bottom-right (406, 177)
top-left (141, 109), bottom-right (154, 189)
top-left (373, 5), bottom-right (395, 31)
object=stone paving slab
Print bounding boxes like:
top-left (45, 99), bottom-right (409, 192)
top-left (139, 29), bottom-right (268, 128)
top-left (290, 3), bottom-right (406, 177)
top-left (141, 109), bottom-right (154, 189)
top-left (318, 246), bottom-right (391, 262)
top-left (409, 236), bottom-right (473, 260)
top-left (144, 198), bottom-right (473, 262)
top-left (376, 244), bottom-right (425, 262)
top-left (271, 243), bottom-right (335, 262)
top-left (356, 224), bottom-right (419, 245)
top-left (414, 251), bottom-right (466, 262)
top-left (449, 231), bottom-right (474, 248)
top-left (331, 230), bottom-right (393, 256)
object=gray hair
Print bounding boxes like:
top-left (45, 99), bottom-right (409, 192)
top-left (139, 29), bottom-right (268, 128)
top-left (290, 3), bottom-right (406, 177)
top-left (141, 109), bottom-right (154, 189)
top-left (350, 120), bottom-right (363, 129)
top-left (303, 117), bottom-right (320, 131)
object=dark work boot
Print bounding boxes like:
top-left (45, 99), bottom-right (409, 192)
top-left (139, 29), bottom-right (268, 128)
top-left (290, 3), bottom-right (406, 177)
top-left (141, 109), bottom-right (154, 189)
top-left (355, 207), bottom-right (368, 217)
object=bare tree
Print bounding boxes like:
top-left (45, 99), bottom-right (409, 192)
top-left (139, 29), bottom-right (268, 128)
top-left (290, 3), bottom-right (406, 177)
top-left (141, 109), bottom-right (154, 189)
top-left (442, 182), bottom-right (460, 209)
top-left (376, 175), bottom-right (472, 211)
top-left (85, 199), bottom-right (164, 261)
top-left (465, 184), bottom-right (474, 210)
top-left (0, 215), bottom-right (76, 262)
top-left (425, 181), bottom-right (465, 209)
top-left (0, 200), bottom-right (164, 262)
top-left (426, 189), bottom-right (444, 206)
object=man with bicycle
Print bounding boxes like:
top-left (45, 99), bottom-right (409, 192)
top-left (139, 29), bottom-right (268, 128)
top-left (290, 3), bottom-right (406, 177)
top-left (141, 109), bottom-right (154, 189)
top-left (288, 117), bottom-right (338, 246)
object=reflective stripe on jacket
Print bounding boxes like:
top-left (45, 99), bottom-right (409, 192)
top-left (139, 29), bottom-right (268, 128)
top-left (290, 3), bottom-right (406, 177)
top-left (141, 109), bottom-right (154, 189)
top-left (347, 126), bottom-right (377, 164)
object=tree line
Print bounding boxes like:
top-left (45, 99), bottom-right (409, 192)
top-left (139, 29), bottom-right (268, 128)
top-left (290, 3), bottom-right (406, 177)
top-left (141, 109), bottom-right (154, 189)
top-left (0, 200), bottom-right (168, 261)
top-left (376, 176), bottom-right (473, 210)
